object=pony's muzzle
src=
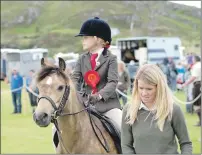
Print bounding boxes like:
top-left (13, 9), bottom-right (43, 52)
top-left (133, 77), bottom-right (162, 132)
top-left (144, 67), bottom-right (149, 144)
top-left (33, 112), bottom-right (51, 127)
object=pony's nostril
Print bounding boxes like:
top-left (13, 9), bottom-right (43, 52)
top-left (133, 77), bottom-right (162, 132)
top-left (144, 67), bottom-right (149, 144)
top-left (43, 113), bottom-right (48, 119)
top-left (36, 112), bottom-right (48, 120)
top-left (41, 113), bottom-right (48, 120)
top-left (33, 112), bottom-right (51, 127)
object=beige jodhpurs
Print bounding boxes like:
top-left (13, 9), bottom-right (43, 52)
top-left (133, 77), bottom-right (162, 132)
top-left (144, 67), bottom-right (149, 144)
top-left (102, 108), bottom-right (122, 131)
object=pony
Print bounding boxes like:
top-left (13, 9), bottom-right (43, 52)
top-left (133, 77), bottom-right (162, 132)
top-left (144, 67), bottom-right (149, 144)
top-left (33, 57), bottom-right (120, 154)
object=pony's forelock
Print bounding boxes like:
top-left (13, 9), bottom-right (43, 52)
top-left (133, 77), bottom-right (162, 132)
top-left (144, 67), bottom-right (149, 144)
top-left (36, 66), bottom-right (69, 83)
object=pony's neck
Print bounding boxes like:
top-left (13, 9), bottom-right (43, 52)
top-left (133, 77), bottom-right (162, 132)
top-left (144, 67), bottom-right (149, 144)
top-left (57, 91), bottom-right (90, 152)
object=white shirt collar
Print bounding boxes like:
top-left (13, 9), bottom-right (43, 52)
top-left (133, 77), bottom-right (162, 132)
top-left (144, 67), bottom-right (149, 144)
top-left (139, 102), bottom-right (156, 111)
top-left (91, 48), bottom-right (103, 55)
top-left (139, 102), bottom-right (150, 111)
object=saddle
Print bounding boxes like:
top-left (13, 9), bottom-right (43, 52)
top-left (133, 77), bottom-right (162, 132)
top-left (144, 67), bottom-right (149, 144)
top-left (88, 108), bottom-right (122, 154)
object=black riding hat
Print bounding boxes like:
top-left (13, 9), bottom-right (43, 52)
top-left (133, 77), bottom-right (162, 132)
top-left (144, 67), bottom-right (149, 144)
top-left (75, 17), bottom-right (112, 44)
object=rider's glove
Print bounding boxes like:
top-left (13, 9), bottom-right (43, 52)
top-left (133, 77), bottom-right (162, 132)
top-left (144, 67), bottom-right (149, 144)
top-left (89, 93), bottom-right (101, 105)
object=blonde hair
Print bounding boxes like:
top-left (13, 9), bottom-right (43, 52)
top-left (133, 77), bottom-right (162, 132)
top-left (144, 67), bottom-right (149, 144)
top-left (96, 37), bottom-right (109, 48)
top-left (126, 64), bottom-right (174, 131)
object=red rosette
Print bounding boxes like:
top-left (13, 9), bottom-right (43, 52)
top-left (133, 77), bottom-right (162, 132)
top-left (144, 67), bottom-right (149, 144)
top-left (84, 70), bottom-right (100, 93)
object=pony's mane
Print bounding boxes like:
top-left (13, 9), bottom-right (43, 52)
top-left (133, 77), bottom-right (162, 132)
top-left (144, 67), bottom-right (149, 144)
top-left (37, 66), bottom-right (69, 83)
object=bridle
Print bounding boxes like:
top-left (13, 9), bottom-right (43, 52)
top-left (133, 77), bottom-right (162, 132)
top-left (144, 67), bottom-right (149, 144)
top-left (37, 85), bottom-right (110, 153)
top-left (37, 85), bottom-right (91, 119)
top-left (38, 85), bottom-right (70, 119)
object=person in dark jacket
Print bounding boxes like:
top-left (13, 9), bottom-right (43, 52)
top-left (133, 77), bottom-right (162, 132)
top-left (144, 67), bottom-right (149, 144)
top-left (52, 17), bottom-right (123, 152)
top-left (160, 58), bottom-right (170, 85)
top-left (10, 69), bottom-right (23, 114)
top-left (168, 58), bottom-right (177, 91)
top-left (117, 60), bottom-right (130, 106)
top-left (71, 17), bottom-right (122, 129)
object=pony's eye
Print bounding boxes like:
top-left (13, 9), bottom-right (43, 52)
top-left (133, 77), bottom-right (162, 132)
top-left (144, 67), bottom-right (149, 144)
top-left (57, 86), bottom-right (64, 91)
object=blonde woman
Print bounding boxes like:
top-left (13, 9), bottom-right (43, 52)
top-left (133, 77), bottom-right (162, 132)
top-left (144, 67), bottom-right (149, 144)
top-left (121, 64), bottom-right (192, 154)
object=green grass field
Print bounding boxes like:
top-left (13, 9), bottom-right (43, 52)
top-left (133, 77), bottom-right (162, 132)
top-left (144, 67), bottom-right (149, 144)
top-left (1, 81), bottom-right (201, 154)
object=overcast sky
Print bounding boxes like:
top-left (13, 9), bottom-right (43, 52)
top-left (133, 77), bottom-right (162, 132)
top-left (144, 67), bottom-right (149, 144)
top-left (169, 1), bottom-right (201, 8)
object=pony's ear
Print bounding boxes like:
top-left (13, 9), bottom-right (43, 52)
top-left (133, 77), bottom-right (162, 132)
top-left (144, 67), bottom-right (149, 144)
top-left (58, 57), bottom-right (66, 71)
top-left (41, 58), bottom-right (46, 67)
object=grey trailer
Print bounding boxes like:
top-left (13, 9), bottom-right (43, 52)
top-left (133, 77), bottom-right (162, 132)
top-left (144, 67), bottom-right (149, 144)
top-left (1, 48), bottom-right (48, 81)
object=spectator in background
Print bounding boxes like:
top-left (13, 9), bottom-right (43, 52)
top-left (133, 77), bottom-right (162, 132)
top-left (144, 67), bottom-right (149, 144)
top-left (117, 60), bottom-right (131, 106)
top-left (168, 58), bottom-right (178, 92)
top-left (182, 55), bottom-right (201, 126)
top-left (168, 57), bottom-right (173, 64)
top-left (10, 68), bottom-right (23, 114)
top-left (127, 60), bottom-right (138, 92)
top-left (160, 58), bottom-right (170, 86)
top-left (186, 53), bottom-right (193, 67)
top-left (26, 70), bottom-right (38, 113)
top-left (176, 61), bottom-right (186, 90)
top-left (183, 63), bottom-right (193, 114)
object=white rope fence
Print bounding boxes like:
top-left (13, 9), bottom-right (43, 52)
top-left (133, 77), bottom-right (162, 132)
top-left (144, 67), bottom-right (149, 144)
top-left (116, 88), bottom-right (131, 99)
top-left (24, 86), bottom-right (39, 97)
top-left (173, 94), bottom-right (201, 105)
top-left (2, 84), bottom-right (201, 105)
top-left (1, 87), bottom-right (23, 94)
top-left (1, 85), bottom-right (39, 97)
top-left (116, 88), bottom-right (201, 105)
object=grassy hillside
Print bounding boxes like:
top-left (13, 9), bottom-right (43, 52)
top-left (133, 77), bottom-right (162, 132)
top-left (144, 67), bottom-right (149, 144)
top-left (1, 1), bottom-right (201, 56)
